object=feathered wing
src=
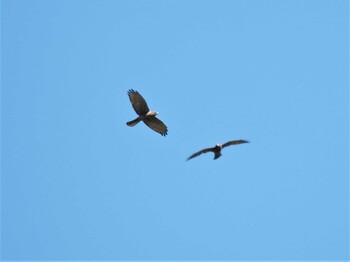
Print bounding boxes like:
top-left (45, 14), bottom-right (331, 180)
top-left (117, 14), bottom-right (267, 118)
top-left (187, 147), bottom-right (215, 161)
top-left (222, 140), bottom-right (249, 148)
top-left (127, 89), bottom-right (150, 115)
top-left (143, 116), bottom-right (168, 136)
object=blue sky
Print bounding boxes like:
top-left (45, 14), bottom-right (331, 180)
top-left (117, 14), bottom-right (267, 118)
top-left (1, 0), bottom-right (348, 260)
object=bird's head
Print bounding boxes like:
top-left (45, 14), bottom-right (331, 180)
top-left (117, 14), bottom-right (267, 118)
top-left (146, 111), bottom-right (158, 116)
top-left (215, 144), bottom-right (223, 149)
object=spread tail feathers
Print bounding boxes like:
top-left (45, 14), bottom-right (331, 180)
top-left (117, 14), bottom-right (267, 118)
top-left (126, 117), bottom-right (141, 127)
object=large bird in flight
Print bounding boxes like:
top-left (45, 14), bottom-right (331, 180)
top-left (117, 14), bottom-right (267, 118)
top-left (126, 89), bottom-right (168, 136)
top-left (187, 140), bottom-right (249, 160)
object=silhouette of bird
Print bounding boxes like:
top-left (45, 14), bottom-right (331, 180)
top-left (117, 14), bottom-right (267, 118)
top-left (187, 140), bottom-right (248, 160)
top-left (126, 89), bottom-right (168, 136)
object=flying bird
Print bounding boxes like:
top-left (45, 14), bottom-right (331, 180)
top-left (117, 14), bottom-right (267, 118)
top-left (187, 140), bottom-right (249, 160)
top-left (126, 89), bottom-right (168, 136)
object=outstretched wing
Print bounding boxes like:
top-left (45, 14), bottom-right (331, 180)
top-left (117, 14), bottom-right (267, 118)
top-left (222, 140), bottom-right (249, 148)
top-left (127, 89), bottom-right (150, 115)
top-left (143, 116), bottom-right (168, 136)
top-left (187, 147), bottom-right (215, 161)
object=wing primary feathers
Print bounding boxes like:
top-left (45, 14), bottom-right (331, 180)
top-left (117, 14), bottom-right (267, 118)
top-left (186, 147), bottom-right (214, 161)
top-left (127, 89), bottom-right (150, 115)
top-left (143, 116), bottom-right (168, 136)
top-left (222, 140), bottom-right (249, 148)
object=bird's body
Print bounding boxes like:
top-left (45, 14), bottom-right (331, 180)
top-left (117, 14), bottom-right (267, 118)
top-left (212, 144), bottom-right (223, 159)
top-left (187, 140), bottom-right (248, 160)
top-left (126, 89), bottom-right (168, 136)
top-left (126, 111), bottom-right (158, 126)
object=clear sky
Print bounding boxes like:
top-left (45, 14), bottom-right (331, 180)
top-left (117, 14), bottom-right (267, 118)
top-left (1, 0), bottom-right (348, 260)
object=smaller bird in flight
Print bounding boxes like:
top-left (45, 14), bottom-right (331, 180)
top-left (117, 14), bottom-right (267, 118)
top-left (187, 140), bottom-right (249, 160)
top-left (126, 89), bottom-right (168, 136)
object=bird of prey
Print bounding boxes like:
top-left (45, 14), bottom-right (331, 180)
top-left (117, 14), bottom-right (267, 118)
top-left (126, 89), bottom-right (168, 136)
top-left (187, 140), bottom-right (249, 160)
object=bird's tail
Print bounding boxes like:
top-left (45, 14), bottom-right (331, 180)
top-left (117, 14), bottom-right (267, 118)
top-left (126, 117), bottom-right (141, 127)
top-left (214, 153), bottom-right (222, 160)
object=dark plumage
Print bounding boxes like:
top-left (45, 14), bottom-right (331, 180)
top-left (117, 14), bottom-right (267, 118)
top-left (187, 140), bottom-right (249, 160)
top-left (126, 89), bottom-right (168, 136)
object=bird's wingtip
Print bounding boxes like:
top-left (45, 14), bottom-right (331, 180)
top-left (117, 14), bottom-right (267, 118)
top-left (127, 89), bottom-right (138, 95)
